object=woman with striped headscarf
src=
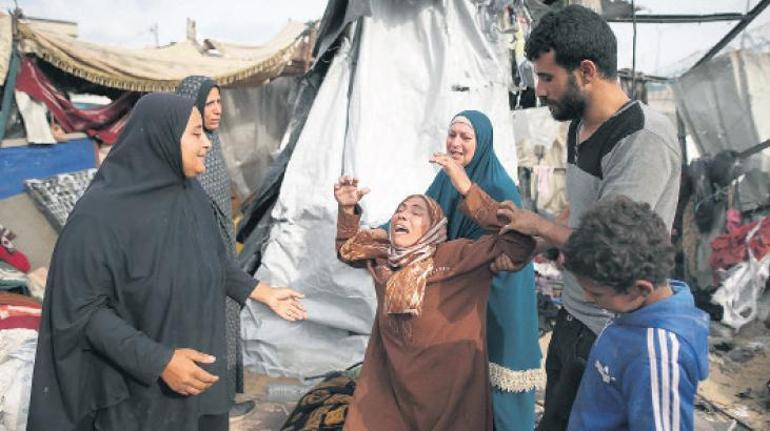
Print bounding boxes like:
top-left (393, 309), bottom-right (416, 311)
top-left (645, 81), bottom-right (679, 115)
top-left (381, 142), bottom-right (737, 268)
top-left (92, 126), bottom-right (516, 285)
top-left (333, 175), bottom-right (535, 431)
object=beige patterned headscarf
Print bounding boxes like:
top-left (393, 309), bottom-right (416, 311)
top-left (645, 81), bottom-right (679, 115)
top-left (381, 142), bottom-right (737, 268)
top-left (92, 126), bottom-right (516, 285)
top-left (384, 195), bottom-right (448, 316)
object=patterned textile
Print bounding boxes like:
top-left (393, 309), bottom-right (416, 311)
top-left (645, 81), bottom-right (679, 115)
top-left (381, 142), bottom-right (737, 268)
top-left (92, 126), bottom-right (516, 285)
top-left (338, 230), bottom-right (389, 262)
top-left (0, 225), bottom-right (17, 252)
top-left (281, 373), bottom-right (357, 431)
top-left (17, 21), bottom-right (309, 92)
top-left (383, 258), bottom-right (434, 317)
top-left (386, 195), bottom-right (447, 268)
top-left (385, 195), bottom-right (446, 316)
top-left (0, 262), bottom-right (27, 293)
top-left (24, 169), bottom-right (96, 231)
top-left (176, 76), bottom-right (243, 395)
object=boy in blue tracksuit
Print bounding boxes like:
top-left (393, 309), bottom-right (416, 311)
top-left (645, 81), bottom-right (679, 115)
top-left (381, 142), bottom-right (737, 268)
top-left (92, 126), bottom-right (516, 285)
top-left (561, 196), bottom-right (709, 431)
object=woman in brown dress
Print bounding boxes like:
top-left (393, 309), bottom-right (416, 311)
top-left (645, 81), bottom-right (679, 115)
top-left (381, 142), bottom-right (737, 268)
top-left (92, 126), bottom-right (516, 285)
top-left (333, 171), bottom-right (535, 431)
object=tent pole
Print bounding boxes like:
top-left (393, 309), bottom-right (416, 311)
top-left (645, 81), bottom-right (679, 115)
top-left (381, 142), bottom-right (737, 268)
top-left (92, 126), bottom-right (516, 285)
top-left (607, 13), bottom-right (744, 24)
top-left (691, 0), bottom-right (770, 69)
top-left (630, 0), bottom-right (637, 99)
top-left (676, 109), bottom-right (687, 165)
top-left (0, 11), bottom-right (22, 142)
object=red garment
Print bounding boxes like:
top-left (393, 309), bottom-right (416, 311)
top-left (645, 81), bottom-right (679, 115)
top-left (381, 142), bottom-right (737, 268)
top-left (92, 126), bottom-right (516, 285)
top-left (0, 292), bottom-right (42, 308)
top-left (0, 246), bottom-right (30, 273)
top-left (14, 56), bottom-right (139, 144)
top-left (710, 215), bottom-right (770, 270)
top-left (0, 294), bottom-right (42, 331)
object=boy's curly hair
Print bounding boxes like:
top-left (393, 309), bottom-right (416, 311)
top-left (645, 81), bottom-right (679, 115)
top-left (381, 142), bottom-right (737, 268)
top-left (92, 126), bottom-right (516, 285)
top-left (563, 196), bottom-right (674, 293)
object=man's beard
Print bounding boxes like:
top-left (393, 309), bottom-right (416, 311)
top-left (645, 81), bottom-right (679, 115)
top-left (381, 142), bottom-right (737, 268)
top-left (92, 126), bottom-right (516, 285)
top-left (542, 74), bottom-right (586, 122)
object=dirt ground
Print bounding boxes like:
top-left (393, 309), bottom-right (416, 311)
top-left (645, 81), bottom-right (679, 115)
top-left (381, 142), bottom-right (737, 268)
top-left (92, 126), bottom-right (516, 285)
top-left (231, 326), bottom-right (769, 430)
top-left (696, 320), bottom-right (770, 430)
top-left (230, 374), bottom-right (302, 431)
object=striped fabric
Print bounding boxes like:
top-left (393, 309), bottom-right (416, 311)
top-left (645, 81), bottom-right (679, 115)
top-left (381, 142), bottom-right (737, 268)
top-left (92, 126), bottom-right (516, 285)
top-left (647, 328), bottom-right (682, 431)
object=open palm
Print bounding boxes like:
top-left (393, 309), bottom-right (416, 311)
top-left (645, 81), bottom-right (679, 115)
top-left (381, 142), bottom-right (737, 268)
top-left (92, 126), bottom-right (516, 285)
top-left (334, 176), bottom-right (369, 207)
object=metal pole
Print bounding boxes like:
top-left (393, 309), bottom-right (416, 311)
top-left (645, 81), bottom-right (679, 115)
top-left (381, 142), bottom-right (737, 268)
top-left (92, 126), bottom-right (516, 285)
top-left (676, 109), bottom-right (688, 165)
top-left (692, 0), bottom-right (770, 69)
top-left (607, 13), bottom-right (744, 24)
top-left (631, 0), bottom-right (637, 99)
top-left (0, 10), bottom-right (22, 142)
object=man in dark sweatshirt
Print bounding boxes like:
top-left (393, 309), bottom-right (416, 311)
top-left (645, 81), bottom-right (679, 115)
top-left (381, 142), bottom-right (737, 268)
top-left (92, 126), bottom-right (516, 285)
top-left (562, 196), bottom-right (709, 431)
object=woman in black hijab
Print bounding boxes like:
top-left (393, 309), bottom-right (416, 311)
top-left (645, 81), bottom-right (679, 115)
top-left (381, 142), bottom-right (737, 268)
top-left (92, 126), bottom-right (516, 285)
top-left (27, 93), bottom-right (306, 431)
top-left (175, 76), bottom-right (249, 416)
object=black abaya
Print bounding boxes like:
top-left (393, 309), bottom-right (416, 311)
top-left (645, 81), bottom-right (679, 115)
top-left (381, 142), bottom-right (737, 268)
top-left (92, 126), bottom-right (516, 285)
top-left (27, 93), bottom-right (256, 431)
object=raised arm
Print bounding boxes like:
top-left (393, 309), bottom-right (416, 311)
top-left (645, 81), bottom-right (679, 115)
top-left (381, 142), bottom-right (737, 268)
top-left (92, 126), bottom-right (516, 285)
top-left (458, 184), bottom-right (536, 262)
top-left (334, 176), bottom-right (388, 264)
top-left (429, 187), bottom-right (536, 282)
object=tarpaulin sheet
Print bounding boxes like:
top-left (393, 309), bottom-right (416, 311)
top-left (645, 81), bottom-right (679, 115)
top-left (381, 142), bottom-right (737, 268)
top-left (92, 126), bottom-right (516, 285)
top-left (242, 0), bottom-right (519, 377)
top-left (15, 57), bottom-right (138, 144)
top-left (673, 50), bottom-right (770, 171)
top-left (0, 138), bottom-right (96, 199)
top-left (17, 20), bottom-right (311, 92)
top-left (219, 77), bottom-right (300, 200)
top-left (13, 90), bottom-right (56, 145)
top-left (0, 13), bottom-right (12, 83)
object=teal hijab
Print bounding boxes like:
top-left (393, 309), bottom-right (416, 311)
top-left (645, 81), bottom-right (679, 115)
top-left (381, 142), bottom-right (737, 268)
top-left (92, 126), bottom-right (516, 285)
top-left (425, 110), bottom-right (522, 239)
top-left (426, 110), bottom-right (541, 430)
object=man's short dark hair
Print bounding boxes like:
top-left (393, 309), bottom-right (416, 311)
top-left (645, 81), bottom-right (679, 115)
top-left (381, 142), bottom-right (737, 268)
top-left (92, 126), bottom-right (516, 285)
top-left (563, 196), bottom-right (675, 293)
top-left (525, 5), bottom-right (618, 79)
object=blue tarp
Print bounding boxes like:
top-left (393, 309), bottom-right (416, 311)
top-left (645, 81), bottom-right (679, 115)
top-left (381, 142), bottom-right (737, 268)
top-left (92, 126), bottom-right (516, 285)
top-left (0, 138), bottom-right (96, 199)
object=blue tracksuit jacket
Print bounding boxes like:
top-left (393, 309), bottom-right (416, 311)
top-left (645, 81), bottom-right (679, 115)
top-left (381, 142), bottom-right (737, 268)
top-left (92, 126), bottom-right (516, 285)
top-left (568, 281), bottom-right (709, 431)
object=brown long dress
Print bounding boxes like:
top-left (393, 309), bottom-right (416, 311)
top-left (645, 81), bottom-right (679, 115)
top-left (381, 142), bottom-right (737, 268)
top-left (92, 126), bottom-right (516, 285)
top-left (337, 184), bottom-right (535, 431)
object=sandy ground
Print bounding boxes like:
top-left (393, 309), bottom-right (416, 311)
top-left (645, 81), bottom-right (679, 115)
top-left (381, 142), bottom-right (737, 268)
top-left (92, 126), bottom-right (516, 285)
top-left (2, 194), bottom-right (765, 430)
top-left (230, 374), bottom-right (302, 431)
top-left (697, 321), bottom-right (770, 430)
top-left (0, 194), bottom-right (57, 269)
top-left (231, 327), bottom-right (768, 431)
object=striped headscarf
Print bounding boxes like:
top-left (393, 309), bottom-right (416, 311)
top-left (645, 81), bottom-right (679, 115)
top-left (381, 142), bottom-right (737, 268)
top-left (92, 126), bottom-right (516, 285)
top-left (384, 195), bottom-right (447, 316)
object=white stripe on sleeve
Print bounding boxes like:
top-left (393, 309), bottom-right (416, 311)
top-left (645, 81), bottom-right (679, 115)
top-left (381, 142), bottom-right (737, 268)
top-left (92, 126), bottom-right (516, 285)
top-left (658, 328), bottom-right (671, 431)
top-left (669, 332), bottom-right (681, 431)
top-left (648, 328), bottom-right (663, 431)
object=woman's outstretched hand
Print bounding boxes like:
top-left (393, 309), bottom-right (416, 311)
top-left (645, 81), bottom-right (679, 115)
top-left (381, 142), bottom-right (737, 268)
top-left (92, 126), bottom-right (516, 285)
top-left (250, 281), bottom-right (307, 322)
top-left (430, 153), bottom-right (472, 195)
top-left (334, 176), bottom-right (370, 214)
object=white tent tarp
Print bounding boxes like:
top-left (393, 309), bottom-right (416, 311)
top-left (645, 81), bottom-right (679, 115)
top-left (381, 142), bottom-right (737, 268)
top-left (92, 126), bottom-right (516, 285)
top-left (242, 0), bottom-right (519, 376)
top-left (673, 50), bottom-right (770, 170)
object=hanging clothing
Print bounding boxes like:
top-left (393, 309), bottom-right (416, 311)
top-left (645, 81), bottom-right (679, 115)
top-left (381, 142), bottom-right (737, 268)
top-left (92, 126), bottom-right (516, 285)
top-left (425, 110), bottom-right (544, 430)
top-left (341, 186), bottom-right (536, 431)
top-left (27, 93), bottom-right (257, 431)
top-left (175, 75), bottom-right (244, 396)
top-left (14, 56), bottom-right (139, 144)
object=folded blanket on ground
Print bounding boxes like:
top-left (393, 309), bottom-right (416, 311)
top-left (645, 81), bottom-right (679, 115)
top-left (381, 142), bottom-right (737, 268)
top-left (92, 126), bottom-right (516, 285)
top-left (24, 168), bottom-right (96, 231)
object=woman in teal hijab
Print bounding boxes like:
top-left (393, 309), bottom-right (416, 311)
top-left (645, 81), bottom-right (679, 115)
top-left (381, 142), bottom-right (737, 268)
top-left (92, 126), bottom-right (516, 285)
top-left (428, 110), bottom-right (543, 430)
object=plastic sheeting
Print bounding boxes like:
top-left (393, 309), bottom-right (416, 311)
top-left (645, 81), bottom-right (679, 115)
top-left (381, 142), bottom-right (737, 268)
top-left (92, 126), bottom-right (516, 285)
top-left (242, 0), bottom-right (519, 377)
top-left (0, 328), bottom-right (37, 431)
top-left (13, 91), bottom-right (56, 145)
top-left (0, 13), bottom-right (12, 84)
top-left (673, 50), bottom-right (770, 171)
top-left (219, 77), bottom-right (301, 200)
top-left (0, 138), bottom-right (96, 199)
top-left (712, 220), bottom-right (770, 331)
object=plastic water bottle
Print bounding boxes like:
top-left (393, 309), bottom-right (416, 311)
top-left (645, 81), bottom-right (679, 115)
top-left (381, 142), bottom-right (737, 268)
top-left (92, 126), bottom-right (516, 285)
top-left (265, 383), bottom-right (312, 403)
